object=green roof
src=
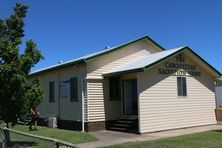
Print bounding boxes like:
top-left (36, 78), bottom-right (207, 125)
top-left (103, 46), bottom-right (221, 77)
top-left (85, 35), bottom-right (165, 61)
top-left (30, 35), bottom-right (165, 76)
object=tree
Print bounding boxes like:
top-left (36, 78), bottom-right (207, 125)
top-left (0, 3), bottom-right (44, 127)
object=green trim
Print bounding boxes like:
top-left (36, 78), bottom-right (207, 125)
top-left (29, 59), bottom-right (85, 77)
top-left (143, 48), bottom-right (185, 70)
top-left (104, 46), bottom-right (221, 77)
top-left (185, 46), bottom-right (221, 76)
top-left (145, 36), bottom-right (166, 51)
top-left (70, 77), bottom-right (78, 101)
top-left (144, 46), bottom-right (221, 76)
top-left (103, 68), bottom-right (143, 77)
top-left (30, 35), bottom-right (165, 76)
top-left (49, 81), bottom-right (55, 102)
top-left (103, 47), bottom-right (185, 77)
top-left (85, 35), bottom-right (165, 62)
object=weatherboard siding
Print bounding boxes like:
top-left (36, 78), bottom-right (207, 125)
top-left (87, 76), bottom-right (135, 122)
top-left (86, 40), bottom-right (161, 121)
top-left (87, 40), bottom-right (159, 78)
top-left (137, 55), bottom-right (216, 133)
top-left (37, 72), bottom-right (60, 117)
top-left (87, 79), bottom-right (105, 122)
top-left (59, 65), bottom-right (86, 121)
top-left (36, 64), bottom-right (87, 122)
top-left (103, 74), bottom-right (138, 121)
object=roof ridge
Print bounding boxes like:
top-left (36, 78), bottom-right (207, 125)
top-left (84, 35), bottom-right (165, 61)
top-left (29, 35), bottom-right (166, 76)
top-left (103, 46), bottom-right (221, 77)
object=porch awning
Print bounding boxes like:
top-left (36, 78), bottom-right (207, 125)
top-left (103, 46), bottom-right (221, 77)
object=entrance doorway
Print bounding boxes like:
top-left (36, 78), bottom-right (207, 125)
top-left (123, 79), bottom-right (138, 115)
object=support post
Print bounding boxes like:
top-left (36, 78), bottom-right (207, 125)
top-left (81, 79), bottom-right (85, 132)
top-left (2, 122), bottom-right (10, 148)
top-left (54, 141), bottom-right (59, 148)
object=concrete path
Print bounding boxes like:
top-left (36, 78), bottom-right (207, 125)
top-left (76, 124), bottom-right (222, 148)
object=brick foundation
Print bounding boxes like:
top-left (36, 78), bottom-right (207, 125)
top-left (58, 119), bottom-right (82, 131)
top-left (37, 117), bottom-right (106, 132)
top-left (85, 121), bottom-right (106, 132)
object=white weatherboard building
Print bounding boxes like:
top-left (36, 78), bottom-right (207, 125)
top-left (216, 78), bottom-right (222, 107)
top-left (30, 36), bottom-right (221, 134)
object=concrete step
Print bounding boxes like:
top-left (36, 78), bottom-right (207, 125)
top-left (108, 117), bottom-right (138, 133)
top-left (119, 116), bottom-right (138, 120)
top-left (113, 123), bottom-right (131, 127)
top-left (109, 127), bottom-right (127, 131)
top-left (116, 120), bottom-right (134, 124)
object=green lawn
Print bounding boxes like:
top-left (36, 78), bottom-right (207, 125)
top-left (107, 130), bottom-right (222, 148)
top-left (0, 124), bottom-right (97, 147)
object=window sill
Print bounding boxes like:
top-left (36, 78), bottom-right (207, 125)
top-left (178, 96), bottom-right (188, 98)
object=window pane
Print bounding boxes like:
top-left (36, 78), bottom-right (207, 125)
top-left (182, 77), bottom-right (187, 96)
top-left (177, 77), bottom-right (182, 96)
top-left (70, 77), bottom-right (78, 101)
top-left (177, 77), bottom-right (187, 97)
top-left (74, 78), bottom-right (78, 100)
top-left (70, 79), bottom-right (74, 99)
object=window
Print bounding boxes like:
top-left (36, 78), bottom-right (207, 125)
top-left (109, 77), bottom-right (120, 100)
top-left (60, 80), bottom-right (70, 98)
top-left (49, 81), bottom-right (55, 102)
top-left (70, 77), bottom-right (78, 101)
top-left (177, 77), bottom-right (187, 96)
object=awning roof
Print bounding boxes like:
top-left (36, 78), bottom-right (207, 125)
top-left (103, 46), bottom-right (221, 77)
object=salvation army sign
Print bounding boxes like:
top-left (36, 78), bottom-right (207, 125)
top-left (158, 55), bottom-right (201, 77)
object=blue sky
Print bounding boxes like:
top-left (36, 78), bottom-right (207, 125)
top-left (1, 0), bottom-right (222, 72)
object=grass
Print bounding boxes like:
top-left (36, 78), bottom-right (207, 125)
top-left (0, 124), bottom-right (97, 147)
top-left (106, 130), bottom-right (222, 148)
top-left (10, 124), bottom-right (97, 143)
top-left (1, 132), bottom-right (54, 147)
